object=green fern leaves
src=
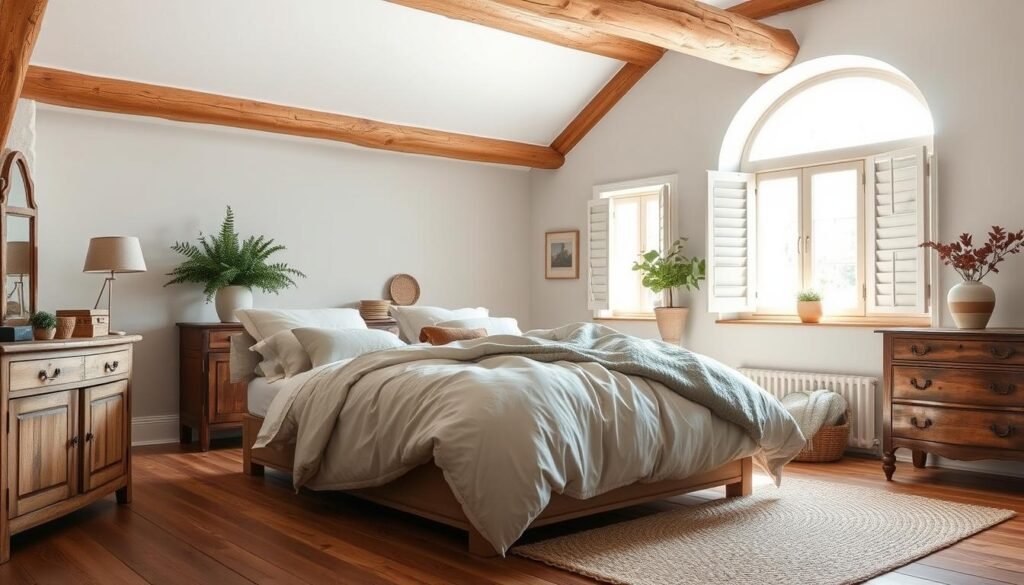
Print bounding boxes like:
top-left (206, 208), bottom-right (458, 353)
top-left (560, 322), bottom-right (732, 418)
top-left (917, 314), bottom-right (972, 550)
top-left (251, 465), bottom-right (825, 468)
top-left (165, 206), bottom-right (306, 302)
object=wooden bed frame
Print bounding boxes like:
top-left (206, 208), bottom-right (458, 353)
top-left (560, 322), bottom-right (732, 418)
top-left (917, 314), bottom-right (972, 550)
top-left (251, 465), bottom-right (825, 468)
top-left (241, 414), bottom-right (753, 556)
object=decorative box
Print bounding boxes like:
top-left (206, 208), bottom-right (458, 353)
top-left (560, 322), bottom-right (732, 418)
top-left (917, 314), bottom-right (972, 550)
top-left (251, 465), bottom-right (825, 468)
top-left (0, 326), bottom-right (32, 342)
top-left (55, 309), bottom-right (110, 337)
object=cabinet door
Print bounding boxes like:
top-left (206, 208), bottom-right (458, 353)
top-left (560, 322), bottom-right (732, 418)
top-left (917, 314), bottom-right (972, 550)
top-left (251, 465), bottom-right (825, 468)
top-left (82, 381), bottom-right (129, 491)
top-left (208, 354), bottom-right (247, 423)
top-left (8, 390), bottom-right (79, 517)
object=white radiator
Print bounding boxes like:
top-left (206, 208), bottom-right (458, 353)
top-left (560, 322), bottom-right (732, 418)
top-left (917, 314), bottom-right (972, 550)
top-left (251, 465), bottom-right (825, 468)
top-left (738, 368), bottom-right (879, 450)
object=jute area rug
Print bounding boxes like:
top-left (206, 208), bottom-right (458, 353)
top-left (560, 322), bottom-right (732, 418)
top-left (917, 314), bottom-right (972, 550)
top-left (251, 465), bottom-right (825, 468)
top-left (513, 478), bottom-right (1014, 585)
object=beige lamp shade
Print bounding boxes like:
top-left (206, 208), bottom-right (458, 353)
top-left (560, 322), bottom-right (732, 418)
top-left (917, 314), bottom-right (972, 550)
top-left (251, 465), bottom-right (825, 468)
top-left (83, 236), bottom-right (147, 273)
top-left (6, 241), bottom-right (32, 276)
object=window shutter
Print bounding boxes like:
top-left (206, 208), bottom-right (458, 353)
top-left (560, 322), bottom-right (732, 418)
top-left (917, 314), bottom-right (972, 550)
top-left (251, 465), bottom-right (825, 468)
top-left (707, 171), bottom-right (757, 313)
top-left (867, 146), bottom-right (928, 314)
top-left (587, 198), bottom-right (610, 311)
top-left (658, 183), bottom-right (671, 250)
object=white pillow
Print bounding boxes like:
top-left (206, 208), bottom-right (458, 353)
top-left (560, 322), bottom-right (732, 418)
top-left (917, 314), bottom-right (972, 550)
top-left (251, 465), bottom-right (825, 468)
top-left (235, 308), bottom-right (366, 342)
top-left (292, 328), bottom-right (407, 368)
top-left (389, 306), bottom-right (489, 342)
top-left (436, 317), bottom-right (521, 336)
top-left (250, 330), bottom-right (311, 381)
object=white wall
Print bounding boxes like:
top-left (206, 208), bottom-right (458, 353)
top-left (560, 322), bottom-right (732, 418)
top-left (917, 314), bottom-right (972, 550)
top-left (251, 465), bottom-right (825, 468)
top-left (529, 0), bottom-right (1024, 473)
top-left (33, 108), bottom-right (532, 436)
top-left (3, 99), bottom-right (36, 166)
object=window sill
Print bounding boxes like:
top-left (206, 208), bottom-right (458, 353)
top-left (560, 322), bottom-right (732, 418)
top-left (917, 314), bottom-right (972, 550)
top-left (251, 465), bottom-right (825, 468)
top-left (716, 316), bottom-right (932, 328)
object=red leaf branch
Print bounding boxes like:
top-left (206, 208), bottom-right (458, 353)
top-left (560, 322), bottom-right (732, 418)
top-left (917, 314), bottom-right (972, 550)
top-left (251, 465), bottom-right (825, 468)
top-left (921, 226), bottom-right (1024, 282)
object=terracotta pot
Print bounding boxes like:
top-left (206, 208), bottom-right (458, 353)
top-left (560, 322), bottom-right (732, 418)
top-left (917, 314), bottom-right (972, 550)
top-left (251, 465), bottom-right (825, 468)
top-left (215, 286), bottom-right (253, 323)
top-left (55, 316), bottom-right (76, 339)
top-left (948, 281), bottom-right (995, 329)
top-left (654, 307), bottom-right (689, 345)
top-left (33, 327), bottom-right (56, 341)
top-left (797, 300), bottom-right (822, 323)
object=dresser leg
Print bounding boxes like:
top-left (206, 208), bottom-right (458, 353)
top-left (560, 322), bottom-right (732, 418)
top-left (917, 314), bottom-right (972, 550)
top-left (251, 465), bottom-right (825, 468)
top-left (882, 451), bottom-right (896, 481)
top-left (116, 484), bottom-right (132, 504)
top-left (912, 450), bottom-right (927, 468)
top-left (199, 424), bottom-right (211, 452)
top-left (180, 424), bottom-right (192, 445)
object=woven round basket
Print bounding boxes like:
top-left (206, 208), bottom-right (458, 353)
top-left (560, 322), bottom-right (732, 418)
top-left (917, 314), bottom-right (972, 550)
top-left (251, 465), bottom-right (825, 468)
top-left (388, 274), bottom-right (421, 306)
top-left (794, 409), bottom-right (851, 463)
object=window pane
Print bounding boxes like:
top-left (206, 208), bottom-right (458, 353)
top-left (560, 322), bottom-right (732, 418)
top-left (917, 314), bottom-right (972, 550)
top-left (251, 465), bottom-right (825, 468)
top-left (610, 198), bottom-right (641, 313)
top-left (810, 168), bottom-right (859, 313)
top-left (757, 175), bottom-right (800, 312)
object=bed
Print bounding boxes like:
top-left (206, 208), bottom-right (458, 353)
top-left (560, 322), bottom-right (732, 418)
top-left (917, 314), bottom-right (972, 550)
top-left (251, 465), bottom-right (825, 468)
top-left (236, 319), bottom-right (804, 556)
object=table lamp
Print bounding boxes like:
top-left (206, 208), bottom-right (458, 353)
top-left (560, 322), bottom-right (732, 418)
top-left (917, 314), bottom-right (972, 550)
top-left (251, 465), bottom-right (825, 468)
top-left (6, 240), bottom-right (31, 318)
top-left (83, 236), bottom-right (147, 335)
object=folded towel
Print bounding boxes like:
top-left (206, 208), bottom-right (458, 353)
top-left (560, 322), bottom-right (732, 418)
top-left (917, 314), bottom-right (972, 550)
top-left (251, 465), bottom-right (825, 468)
top-left (781, 390), bottom-right (847, 447)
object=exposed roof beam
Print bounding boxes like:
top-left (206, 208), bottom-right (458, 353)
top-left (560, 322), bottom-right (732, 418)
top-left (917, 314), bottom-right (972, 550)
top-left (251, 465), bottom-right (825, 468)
top-left (0, 0), bottom-right (49, 151)
top-left (727, 0), bottom-right (825, 20)
top-left (386, 0), bottom-right (663, 66)
top-left (21, 66), bottom-right (565, 169)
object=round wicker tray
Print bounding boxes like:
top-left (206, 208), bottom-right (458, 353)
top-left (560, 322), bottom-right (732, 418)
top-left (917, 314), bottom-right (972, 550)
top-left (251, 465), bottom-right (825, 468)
top-left (388, 274), bottom-right (421, 306)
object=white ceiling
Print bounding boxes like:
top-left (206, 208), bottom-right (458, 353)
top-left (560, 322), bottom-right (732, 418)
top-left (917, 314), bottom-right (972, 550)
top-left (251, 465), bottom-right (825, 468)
top-left (32, 0), bottom-right (741, 146)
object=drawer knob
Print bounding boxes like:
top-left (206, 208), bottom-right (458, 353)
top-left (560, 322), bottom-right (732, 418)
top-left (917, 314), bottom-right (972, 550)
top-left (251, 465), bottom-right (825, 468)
top-left (85, 432), bottom-right (94, 442)
top-left (105, 360), bottom-right (120, 373)
top-left (69, 435), bottom-right (79, 447)
top-left (910, 417), bottom-right (932, 430)
top-left (910, 344), bottom-right (931, 357)
top-left (989, 383), bottom-right (1016, 396)
top-left (990, 424), bottom-right (1016, 439)
top-left (910, 378), bottom-right (932, 390)
top-left (38, 367), bottom-right (62, 382)
top-left (990, 347), bottom-right (1016, 360)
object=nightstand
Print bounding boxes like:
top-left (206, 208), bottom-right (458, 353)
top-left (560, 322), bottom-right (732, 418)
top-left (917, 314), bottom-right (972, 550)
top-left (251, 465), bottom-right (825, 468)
top-left (177, 322), bottom-right (247, 451)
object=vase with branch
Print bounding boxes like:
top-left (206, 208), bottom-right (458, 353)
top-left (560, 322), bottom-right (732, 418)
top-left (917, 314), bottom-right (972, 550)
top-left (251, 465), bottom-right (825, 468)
top-left (921, 226), bottom-right (1024, 329)
top-left (631, 237), bottom-right (706, 344)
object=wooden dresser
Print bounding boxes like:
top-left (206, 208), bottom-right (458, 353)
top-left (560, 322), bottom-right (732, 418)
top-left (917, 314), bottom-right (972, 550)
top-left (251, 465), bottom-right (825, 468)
top-left (879, 328), bottom-right (1024, 480)
top-left (0, 335), bottom-right (141, 563)
top-left (178, 323), bottom-right (248, 451)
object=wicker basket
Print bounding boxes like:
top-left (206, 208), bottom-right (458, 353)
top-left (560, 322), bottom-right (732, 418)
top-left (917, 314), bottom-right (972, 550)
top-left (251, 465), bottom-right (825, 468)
top-left (794, 409), bottom-right (851, 463)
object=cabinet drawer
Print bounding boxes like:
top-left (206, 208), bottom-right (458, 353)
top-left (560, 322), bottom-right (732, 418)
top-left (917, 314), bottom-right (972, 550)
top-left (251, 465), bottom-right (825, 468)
top-left (892, 404), bottom-right (1024, 450)
top-left (10, 356), bottom-right (86, 391)
top-left (85, 349), bottom-right (131, 380)
top-left (892, 337), bottom-right (1024, 366)
top-left (892, 366), bottom-right (1024, 408)
top-left (208, 330), bottom-right (237, 350)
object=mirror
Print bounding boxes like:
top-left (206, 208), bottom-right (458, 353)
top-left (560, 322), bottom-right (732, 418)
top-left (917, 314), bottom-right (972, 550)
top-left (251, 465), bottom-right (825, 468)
top-left (1, 151), bottom-right (38, 324)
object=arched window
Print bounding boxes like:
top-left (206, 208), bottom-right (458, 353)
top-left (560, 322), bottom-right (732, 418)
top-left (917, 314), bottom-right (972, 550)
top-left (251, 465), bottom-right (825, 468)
top-left (708, 58), bottom-right (936, 324)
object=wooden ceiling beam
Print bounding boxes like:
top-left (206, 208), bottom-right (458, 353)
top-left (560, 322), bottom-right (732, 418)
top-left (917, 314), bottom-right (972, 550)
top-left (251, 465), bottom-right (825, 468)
top-left (386, 0), bottom-right (663, 66)
top-left (21, 66), bottom-right (565, 169)
top-left (727, 0), bottom-right (825, 20)
top-left (0, 0), bottom-right (49, 152)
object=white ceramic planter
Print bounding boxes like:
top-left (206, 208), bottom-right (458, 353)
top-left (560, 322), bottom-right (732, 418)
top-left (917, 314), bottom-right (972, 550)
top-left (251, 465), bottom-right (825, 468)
top-left (797, 300), bottom-right (823, 323)
top-left (947, 281), bottom-right (995, 329)
top-left (654, 307), bottom-right (689, 345)
top-left (215, 286), bottom-right (253, 323)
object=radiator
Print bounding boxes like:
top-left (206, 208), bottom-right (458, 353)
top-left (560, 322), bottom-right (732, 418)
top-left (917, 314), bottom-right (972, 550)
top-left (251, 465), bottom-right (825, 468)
top-left (738, 368), bottom-right (879, 450)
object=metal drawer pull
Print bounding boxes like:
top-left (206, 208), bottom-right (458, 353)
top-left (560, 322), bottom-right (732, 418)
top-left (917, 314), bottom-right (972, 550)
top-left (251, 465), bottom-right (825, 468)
top-left (989, 383), bottom-right (1016, 396)
top-left (910, 417), bottom-right (932, 430)
top-left (85, 432), bottom-right (95, 442)
top-left (910, 344), bottom-right (931, 357)
top-left (38, 367), bottom-right (62, 382)
top-left (990, 424), bottom-right (1016, 439)
top-left (990, 347), bottom-right (1016, 360)
top-left (105, 360), bottom-right (120, 373)
top-left (69, 435), bottom-right (79, 447)
top-left (910, 378), bottom-right (932, 390)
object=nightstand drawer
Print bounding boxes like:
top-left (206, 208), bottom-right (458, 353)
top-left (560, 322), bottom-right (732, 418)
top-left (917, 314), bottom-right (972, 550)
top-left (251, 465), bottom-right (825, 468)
top-left (84, 349), bottom-right (131, 380)
top-left (208, 330), bottom-right (236, 350)
top-left (892, 366), bottom-right (1023, 408)
top-left (892, 337), bottom-right (1024, 366)
top-left (892, 404), bottom-right (1024, 450)
top-left (10, 356), bottom-right (86, 391)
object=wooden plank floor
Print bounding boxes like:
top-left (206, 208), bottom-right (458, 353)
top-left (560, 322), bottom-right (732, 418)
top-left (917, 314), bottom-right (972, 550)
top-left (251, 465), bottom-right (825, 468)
top-left (3, 439), bottom-right (1022, 584)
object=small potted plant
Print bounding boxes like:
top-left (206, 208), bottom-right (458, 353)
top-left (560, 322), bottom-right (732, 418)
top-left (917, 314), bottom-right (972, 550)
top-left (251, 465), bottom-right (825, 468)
top-left (797, 290), bottom-right (823, 323)
top-left (30, 311), bottom-right (57, 340)
top-left (921, 226), bottom-right (1024, 329)
top-left (166, 207), bottom-right (306, 322)
top-left (632, 238), bottom-right (706, 344)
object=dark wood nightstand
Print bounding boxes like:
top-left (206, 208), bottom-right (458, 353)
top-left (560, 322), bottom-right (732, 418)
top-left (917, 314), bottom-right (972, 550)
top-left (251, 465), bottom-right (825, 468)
top-left (177, 322), bottom-right (247, 451)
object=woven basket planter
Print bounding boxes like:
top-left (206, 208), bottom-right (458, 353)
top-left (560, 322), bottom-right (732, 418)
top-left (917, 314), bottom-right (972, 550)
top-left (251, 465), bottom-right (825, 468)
top-left (794, 410), bottom-right (851, 463)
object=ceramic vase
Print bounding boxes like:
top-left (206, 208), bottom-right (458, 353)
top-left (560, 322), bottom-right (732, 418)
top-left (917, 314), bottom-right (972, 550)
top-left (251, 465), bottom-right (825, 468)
top-left (215, 286), bottom-right (253, 323)
top-left (797, 300), bottom-right (823, 324)
top-left (654, 307), bottom-right (689, 345)
top-left (33, 327), bottom-right (56, 341)
top-left (947, 281), bottom-right (995, 329)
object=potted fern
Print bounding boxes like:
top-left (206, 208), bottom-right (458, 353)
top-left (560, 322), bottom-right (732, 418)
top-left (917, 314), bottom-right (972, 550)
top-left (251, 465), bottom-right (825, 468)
top-left (166, 207), bottom-right (306, 322)
top-left (631, 238), bottom-right (706, 344)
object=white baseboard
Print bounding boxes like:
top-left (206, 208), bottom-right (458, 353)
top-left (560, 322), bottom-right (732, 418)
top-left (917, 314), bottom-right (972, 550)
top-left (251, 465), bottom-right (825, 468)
top-left (132, 415), bottom-right (180, 446)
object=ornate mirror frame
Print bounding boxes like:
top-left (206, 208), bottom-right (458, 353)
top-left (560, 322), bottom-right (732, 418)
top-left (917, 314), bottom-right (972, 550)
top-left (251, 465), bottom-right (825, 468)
top-left (0, 151), bottom-right (39, 325)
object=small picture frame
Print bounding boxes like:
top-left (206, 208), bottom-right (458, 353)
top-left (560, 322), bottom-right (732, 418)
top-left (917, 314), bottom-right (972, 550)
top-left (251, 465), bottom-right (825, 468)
top-left (545, 230), bottom-right (579, 279)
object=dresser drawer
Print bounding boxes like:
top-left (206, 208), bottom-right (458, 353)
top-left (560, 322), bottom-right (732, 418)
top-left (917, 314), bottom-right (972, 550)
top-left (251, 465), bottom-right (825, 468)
top-left (85, 349), bottom-right (131, 380)
top-left (892, 337), bottom-right (1024, 366)
top-left (892, 366), bottom-right (1024, 408)
top-left (9, 356), bottom-right (86, 391)
top-left (892, 404), bottom-right (1024, 450)
top-left (208, 330), bottom-right (237, 350)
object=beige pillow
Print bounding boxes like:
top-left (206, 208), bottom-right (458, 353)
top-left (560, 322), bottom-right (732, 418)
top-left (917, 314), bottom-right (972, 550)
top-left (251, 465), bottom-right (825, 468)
top-left (389, 306), bottom-right (488, 342)
top-left (292, 327), bottom-right (406, 368)
top-left (229, 331), bottom-right (260, 383)
top-left (236, 308), bottom-right (366, 342)
top-left (251, 330), bottom-right (311, 380)
top-left (435, 317), bottom-right (521, 336)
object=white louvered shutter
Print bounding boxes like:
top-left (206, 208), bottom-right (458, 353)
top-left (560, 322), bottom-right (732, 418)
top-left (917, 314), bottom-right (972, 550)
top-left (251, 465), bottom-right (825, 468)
top-left (707, 171), bottom-right (757, 313)
top-left (587, 198), bottom-right (610, 311)
top-left (658, 183), bottom-right (671, 251)
top-left (867, 146), bottom-right (928, 314)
